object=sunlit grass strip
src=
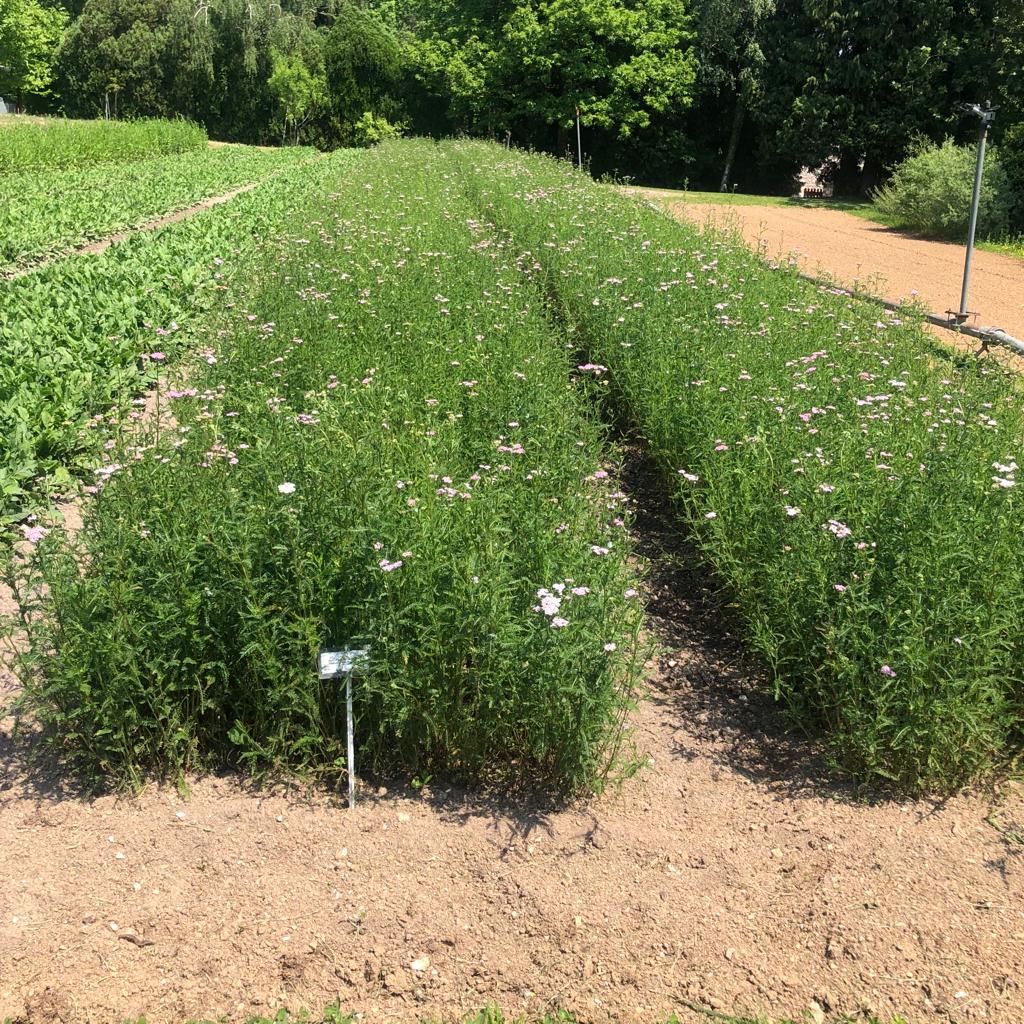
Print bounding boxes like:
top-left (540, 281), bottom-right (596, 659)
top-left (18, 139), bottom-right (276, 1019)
top-left (449, 140), bottom-right (1024, 791)
top-left (9, 140), bottom-right (642, 792)
top-left (0, 117), bottom-right (207, 172)
top-left (0, 144), bottom-right (315, 270)
top-left (0, 151), bottom-right (358, 527)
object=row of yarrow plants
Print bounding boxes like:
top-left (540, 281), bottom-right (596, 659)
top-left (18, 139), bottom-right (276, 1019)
top-left (0, 117), bottom-right (207, 172)
top-left (447, 140), bottom-right (1024, 792)
top-left (0, 151), bottom-right (351, 528)
top-left (7, 139), bottom-right (643, 792)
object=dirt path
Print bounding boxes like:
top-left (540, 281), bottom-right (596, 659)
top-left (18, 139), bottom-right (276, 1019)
top-left (635, 191), bottom-right (1024, 341)
top-left (2, 455), bottom-right (1022, 1024)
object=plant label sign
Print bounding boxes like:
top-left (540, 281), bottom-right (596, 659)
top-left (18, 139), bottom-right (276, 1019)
top-left (317, 647), bottom-right (369, 810)
top-left (319, 647), bottom-right (370, 679)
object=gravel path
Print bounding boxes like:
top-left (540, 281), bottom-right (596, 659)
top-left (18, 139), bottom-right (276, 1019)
top-left (638, 192), bottom-right (1024, 341)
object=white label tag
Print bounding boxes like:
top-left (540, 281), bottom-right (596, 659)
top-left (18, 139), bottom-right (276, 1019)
top-left (319, 648), bottom-right (370, 679)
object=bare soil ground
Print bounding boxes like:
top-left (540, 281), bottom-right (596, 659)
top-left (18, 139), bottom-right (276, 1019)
top-left (638, 193), bottom-right (1024, 342)
top-left (2, 452), bottom-right (1023, 1024)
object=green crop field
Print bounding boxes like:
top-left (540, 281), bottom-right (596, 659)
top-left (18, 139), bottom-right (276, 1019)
top-left (7, 140), bottom-right (643, 792)
top-left (0, 144), bottom-right (315, 270)
top-left (0, 150), bottom-right (350, 526)
top-left (3, 4), bottom-right (1019, 1015)
top-left (5, 137), bottom-right (1024, 797)
top-left (0, 117), bottom-right (207, 171)
top-left (452, 141), bottom-right (1024, 791)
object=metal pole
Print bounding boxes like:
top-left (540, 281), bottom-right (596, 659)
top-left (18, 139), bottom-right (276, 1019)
top-left (959, 109), bottom-right (993, 319)
top-left (576, 107), bottom-right (582, 170)
top-left (346, 669), bottom-right (355, 809)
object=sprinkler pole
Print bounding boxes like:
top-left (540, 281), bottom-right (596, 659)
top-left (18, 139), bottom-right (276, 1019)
top-left (958, 103), bottom-right (996, 321)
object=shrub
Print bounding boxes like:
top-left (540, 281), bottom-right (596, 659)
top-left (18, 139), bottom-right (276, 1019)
top-left (348, 111), bottom-right (405, 146)
top-left (872, 138), bottom-right (1011, 240)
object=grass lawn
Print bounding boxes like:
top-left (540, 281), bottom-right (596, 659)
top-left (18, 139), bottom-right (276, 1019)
top-left (635, 186), bottom-right (1024, 261)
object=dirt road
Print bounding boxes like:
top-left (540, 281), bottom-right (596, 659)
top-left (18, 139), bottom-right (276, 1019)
top-left (640, 192), bottom-right (1024, 341)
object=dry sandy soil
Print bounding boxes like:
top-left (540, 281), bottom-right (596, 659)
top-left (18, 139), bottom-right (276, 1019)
top-left (638, 192), bottom-right (1024, 343)
top-left (2, 456), bottom-right (1023, 1024)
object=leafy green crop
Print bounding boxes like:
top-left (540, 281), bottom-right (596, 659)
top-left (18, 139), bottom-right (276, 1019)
top-left (450, 140), bottom-right (1024, 792)
top-left (0, 117), bottom-right (207, 172)
top-left (0, 145), bottom-right (316, 270)
top-left (0, 151), bottom-right (351, 526)
top-left (9, 140), bottom-right (643, 794)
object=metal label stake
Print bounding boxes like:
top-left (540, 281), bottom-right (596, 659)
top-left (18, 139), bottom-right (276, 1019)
top-left (318, 647), bottom-right (370, 809)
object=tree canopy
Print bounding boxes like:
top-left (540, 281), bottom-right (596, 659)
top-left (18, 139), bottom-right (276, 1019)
top-left (0, 0), bottom-right (67, 100)
top-left (0, 0), bottom-right (1020, 213)
top-left (404, 0), bottom-right (696, 171)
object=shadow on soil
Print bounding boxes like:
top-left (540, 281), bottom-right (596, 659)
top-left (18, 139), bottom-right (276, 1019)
top-left (615, 440), bottom-right (861, 804)
top-left (0, 715), bottom-right (98, 805)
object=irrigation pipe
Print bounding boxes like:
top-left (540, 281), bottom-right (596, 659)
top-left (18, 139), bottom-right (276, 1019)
top-left (798, 271), bottom-right (1024, 358)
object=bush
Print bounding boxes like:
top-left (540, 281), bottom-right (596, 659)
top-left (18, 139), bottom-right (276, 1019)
top-left (872, 138), bottom-right (1011, 240)
top-left (348, 111), bottom-right (405, 147)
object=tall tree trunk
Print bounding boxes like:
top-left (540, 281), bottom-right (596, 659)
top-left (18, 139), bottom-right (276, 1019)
top-left (860, 153), bottom-right (884, 195)
top-left (719, 94), bottom-right (745, 192)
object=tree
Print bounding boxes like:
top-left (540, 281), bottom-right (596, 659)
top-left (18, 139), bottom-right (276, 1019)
top-left (690, 0), bottom-right (775, 191)
top-left (404, 0), bottom-right (696, 174)
top-left (322, 1), bottom-right (404, 142)
top-left (204, 0), bottom-right (277, 143)
top-left (0, 0), bottom-right (67, 105)
top-left (267, 46), bottom-right (325, 144)
top-left (757, 0), bottom-right (965, 194)
top-left (57, 0), bottom-right (210, 118)
top-left (991, 0), bottom-right (1024, 229)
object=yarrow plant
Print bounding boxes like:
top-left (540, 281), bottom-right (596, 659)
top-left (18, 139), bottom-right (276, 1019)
top-left (7, 141), bottom-right (643, 794)
top-left (450, 139), bottom-right (1024, 792)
